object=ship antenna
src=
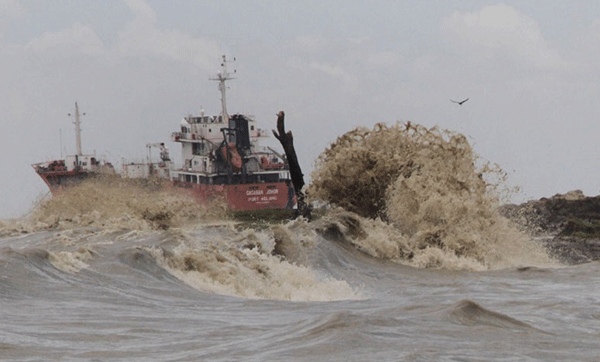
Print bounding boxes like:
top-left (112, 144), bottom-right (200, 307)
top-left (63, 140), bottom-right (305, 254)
top-left (68, 102), bottom-right (86, 156)
top-left (210, 55), bottom-right (236, 124)
top-left (59, 128), bottom-right (63, 158)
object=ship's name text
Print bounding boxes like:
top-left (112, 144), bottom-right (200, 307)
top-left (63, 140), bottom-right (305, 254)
top-left (246, 189), bottom-right (279, 196)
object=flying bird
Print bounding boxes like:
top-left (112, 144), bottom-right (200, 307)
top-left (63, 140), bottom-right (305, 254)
top-left (450, 98), bottom-right (469, 105)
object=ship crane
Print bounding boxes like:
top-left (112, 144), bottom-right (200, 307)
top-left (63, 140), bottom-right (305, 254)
top-left (146, 142), bottom-right (170, 163)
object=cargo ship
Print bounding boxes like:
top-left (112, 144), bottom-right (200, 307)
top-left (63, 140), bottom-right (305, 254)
top-left (31, 102), bottom-right (118, 191)
top-left (32, 56), bottom-right (295, 211)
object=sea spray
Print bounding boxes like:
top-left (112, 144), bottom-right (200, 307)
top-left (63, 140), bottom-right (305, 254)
top-left (2, 178), bottom-right (357, 301)
top-left (309, 122), bottom-right (554, 270)
top-left (27, 178), bottom-right (227, 231)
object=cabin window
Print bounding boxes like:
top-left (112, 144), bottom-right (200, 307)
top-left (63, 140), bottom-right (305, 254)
top-left (192, 143), bottom-right (204, 155)
top-left (251, 125), bottom-right (254, 131)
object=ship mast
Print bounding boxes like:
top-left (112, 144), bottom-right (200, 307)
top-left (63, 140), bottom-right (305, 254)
top-left (210, 55), bottom-right (235, 124)
top-left (68, 102), bottom-right (85, 156)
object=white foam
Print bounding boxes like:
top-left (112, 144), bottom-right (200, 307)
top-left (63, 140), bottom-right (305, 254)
top-left (147, 225), bottom-right (359, 301)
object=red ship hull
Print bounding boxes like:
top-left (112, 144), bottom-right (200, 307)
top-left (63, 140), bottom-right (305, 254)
top-left (35, 169), bottom-right (295, 211)
top-left (36, 170), bottom-right (93, 195)
top-left (173, 180), bottom-right (295, 210)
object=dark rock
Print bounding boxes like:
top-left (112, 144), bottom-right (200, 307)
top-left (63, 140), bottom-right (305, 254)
top-left (500, 191), bottom-right (600, 264)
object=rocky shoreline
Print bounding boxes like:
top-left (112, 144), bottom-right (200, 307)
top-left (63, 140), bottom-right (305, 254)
top-left (500, 190), bottom-right (600, 264)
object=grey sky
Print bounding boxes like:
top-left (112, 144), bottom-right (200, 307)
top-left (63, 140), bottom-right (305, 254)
top-left (2, 0), bottom-right (600, 218)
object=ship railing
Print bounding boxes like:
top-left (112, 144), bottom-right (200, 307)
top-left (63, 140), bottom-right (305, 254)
top-left (31, 163), bottom-right (48, 173)
top-left (252, 146), bottom-right (279, 155)
top-left (251, 147), bottom-right (286, 160)
top-left (249, 147), bottom-right (288, 171)
top-left (122, 157), bottom-right (170, 167)
top-left (172, 132), bottom-right (207, 141)
top-left (122, 158), bottom-right (148, 165)
top-left (171, 131), bottom-right (183, 141)
top-left (31, 160), bottom-right (68, 172)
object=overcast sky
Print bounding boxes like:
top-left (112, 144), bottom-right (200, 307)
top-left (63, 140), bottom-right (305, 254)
top-left (2, 0), bottom-right (600, 218)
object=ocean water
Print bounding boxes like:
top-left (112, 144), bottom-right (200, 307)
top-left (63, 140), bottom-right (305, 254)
top-left (2, 122), bottom-right (599, 361)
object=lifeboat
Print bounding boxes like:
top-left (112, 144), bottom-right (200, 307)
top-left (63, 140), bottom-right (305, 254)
top-left (221, 142), bottom-right (243, 171)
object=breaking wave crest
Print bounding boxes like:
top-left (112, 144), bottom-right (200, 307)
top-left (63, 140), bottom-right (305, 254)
top-left (146, 224), bottom-right (358, 301)
top-left (310, 122), bottom-right (554, 270)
